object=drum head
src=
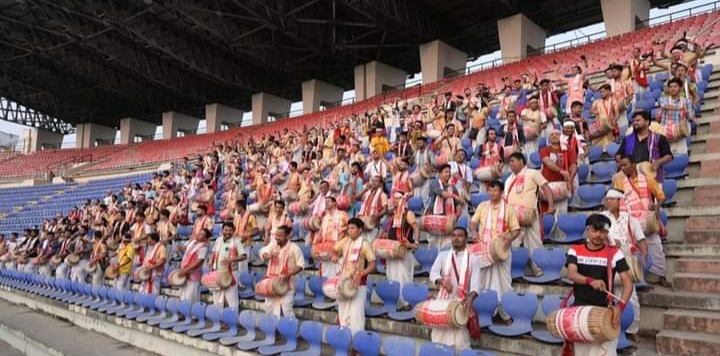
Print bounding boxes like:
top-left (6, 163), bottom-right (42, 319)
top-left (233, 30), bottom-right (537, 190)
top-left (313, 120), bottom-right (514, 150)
top-left (85, 263), bottom-right (97, 273)
top-left (339, 278), bottom-right (358, 299)
top-left (169, 271), bottom-right (187, 286)
top-left (451, 302), bottom-right (469, 327)
top-left (135, 267), bottom-right (151, 281)
top-left (217, 272), bottom-right (233, 288)
top-left (105, 267), bottom-right (118, 279)
top-left (492, 239), bottom-right (509, 261)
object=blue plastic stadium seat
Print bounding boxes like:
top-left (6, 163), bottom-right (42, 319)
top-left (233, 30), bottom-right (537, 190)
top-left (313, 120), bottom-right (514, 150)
top-left (326, 325), bottom-right (352, 356)
top-left (577, 164), bottom-right (589, 184)
top-left (470, 193), bottom-right (490, 208)
top-left (590, 161), bottom-right (616, 184)
top-left (664, 154), bottom-right (689, 179)
top-left (662, 179), bottom-right (677, 206)
top-left (572, 185), bottom-right (606, 210)
top-left (238, 271), bottom-right (256, 299)
top-left (387, 283), bottom-right (429, 321)
top-left (419, 342), bottom-right (454, 356)
top-left (555, 213), bottom-right (587, 243)
top-left (219, 310), bottom-right (257, 346)
top-left (488, 292), bottom-right (537, 336)
top-left (237, 313), bottom-right (278, 351)
top-left (310, 275), bottom-right (335, 310)
top-left (511, 247), bottom-right (529, 279)
top-left (365, 280), bottom-right (400, 317)
top-left (531, 294), bottom-right (564, 344)
top-left (187, 305), bottom-right (223, 337)
top-left (414, 246), bottom-right (438, 276)
top-left (617, 304), bottom-right (636, 350)
top-left (158, 300), bottom-right (192, 330)
top-left (353, 330), bottom-right (382, 356)
top-left (293, 274), bottom-right (312, 307)
top-left (529, 152), bottom-right (542, 169)
top-left (383, 336), bottom-right (416, 356)
top-left (203, 307), bottom-right (239, 341)
top-left (588, 145), bottom-right (604, 164)
top-left (281, 321), bottom-right (323, 356)
top-left (147, 298), bottom-right (179, 326)
top-left (174, 301), bottom-right (207, 333)
top-left (258, 317), bottom-right (298, 355)
top-left (543, 214), bottom-right (555, 240)
top-left (524, 248), bottom-right (566, 283)
top-left (473, 289), bottom-right (498, 328)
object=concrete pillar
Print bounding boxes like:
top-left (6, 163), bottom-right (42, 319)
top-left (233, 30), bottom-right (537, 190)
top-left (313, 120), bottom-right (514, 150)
top-left (251, 92), bottom-right (291, 125)
top-left (601, 0), bottom-right (650, 37)
top-left (22, 128), bottom-right (63, 153)
top-left (205, 103), bottom-right (244, 133)
top-left (119, 117), bottom-right (156, 144)
top-left (75, 123), bottom-right (116, 149)
top-left (353, 61), bottom-right (407, 101)
top-left (301, 79), bottom-right (344, 114)
top-left (162, 111), bottom-right (199, 139)
top-left (419, 40), bottom-right (468, 84)
top-left (497, 14), bottom-right (547, 63)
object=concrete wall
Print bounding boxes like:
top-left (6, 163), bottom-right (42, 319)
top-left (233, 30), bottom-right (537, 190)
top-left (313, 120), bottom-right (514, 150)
top-left (497, 13), bottom-right (547, 63)
top-left (251, 92), bottom-right (291, 125)
top-left (419, 40), bottom-right (467, 84)
top-left (301, 79), bottom-right (344, 114)
top-left (119, 118), bottom-right (156, 144)
top-left (205, 103), bottom-right (244, 133)
top-left (75, 123), bottom-right (116, 149)
top-left (601, 0), bottom-right (650, 37)
top-left (22, 128), bottom-right (63, 153)
top-left (161, 111), bottom-right (199, 139)
top-left (353, 61), bottom-right (407, 101)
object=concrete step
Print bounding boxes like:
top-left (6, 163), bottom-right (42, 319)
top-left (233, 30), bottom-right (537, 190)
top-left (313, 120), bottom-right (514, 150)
top-left (664, 244), bottom-right (720, 258)
top-left (692, 186), bottom-right (720, 207)
top-left (664, 309), bottom-right (720, 335)
top-left (675, 258), bottom-right (720, 274)
top-left (639, 287), bottom-right (720, 311)
top-left (656, 330), bottom-right (720, 356)
top-left (683, 230), bottom-right (720, 244)
top-left (685, 216), bottom-right (720, 231)
top-left (672, 273), bottom-right (720, 293)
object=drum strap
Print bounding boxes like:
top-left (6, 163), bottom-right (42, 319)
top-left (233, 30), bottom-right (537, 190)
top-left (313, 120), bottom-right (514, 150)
top-left (627, 219), bottom-right (638, 252)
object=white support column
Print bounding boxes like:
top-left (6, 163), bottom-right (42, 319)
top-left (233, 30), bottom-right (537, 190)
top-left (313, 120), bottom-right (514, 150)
top-left (75, 123), bottom-right (116, 149)
top-left (22, 128), bottom-right (63, 153)
top-left (601, 0), bottom-right (650, 37)
top-left (353, 61), bottom-right (407, 101)
top-left (205, 103), bottom-right (245, 133)
top-left (119, 118), bottom-right (157, 144)
top-left (497, 14), bottom-right (547, 63)
top-left (162, 111), bottom-right (199, 139)
top-left (251, 92), bottom-right (291, 125)
top-left (301, 79), bottom-right (344, 114)
top-left (419, 40), bottom-right (467, 84)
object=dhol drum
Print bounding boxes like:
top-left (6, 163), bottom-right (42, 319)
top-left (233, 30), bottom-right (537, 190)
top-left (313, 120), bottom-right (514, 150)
top-left (283, 190), bottom-right (299, 202)
top-left (588, 119), bottom-right (612, 139)
top-left (359, 216), bottom-right (377, 231)
top-left (64, 253), bottom-right (80, 266)
top-left (311, 241), bottom-right (336, 261)
top-left (410, 172), bottom-right (425, 188)
top-left (541, 181), bottom-right (571, 202)
top-left (255, 277), bottom-right (290, 298)
top-left (322, 276), bottom-right (358, 300)
top-left (469, 239), bottom-right (509, 267)
top-left (658, 121), bottom-right (689, 142)
top-left (434, 154), bottom-right (450, 169)
top-left (133, 266), bottom-right (151, 282)
top-left (622, 250), bottom-right (645, 284)
top-left (415, 299), bottom-right (469, 328)
top-left (419, 215), bottom-right (456, 236)
top-left (512, 205), bottom-right (537, 227)
top-left (219, 209), bottom-right (232, 221)
top-left (248, 202), bottom-right (270, 215)
top-left (106, 239), bottom-right (119, 251)
top-left (523, 125), bottom-right (539, 141)
top-left (473, 166), bottom-right (500, 182)
top-left (639, 211), bottom-right (659, 236)
top-left (302, 216), bottom-right (321, 232)
top-left (84, 262), bottom-right (98, 274)
top-left (0, 253), bottom-right (8, 263)
top-left (31, 256), bottom-right (46, 266)
top-left (426, 129), bottom-right (442, 140)
top-left (105, 265), bottom-right (118, 280)
top-left (167, 269), bottom-right (187, 287)
top-left (289, 201), bottom-right (308, 216)
top-left (372, 239), bottom-right (407, 259)
top-left (50, 255), bottom-right (63, 266)
top-left (547, 306), bottom-right (620, 343)
top-left (336, 195), bottom-right (352, 211)
top-left (201, 271), bottom-right (233, 290)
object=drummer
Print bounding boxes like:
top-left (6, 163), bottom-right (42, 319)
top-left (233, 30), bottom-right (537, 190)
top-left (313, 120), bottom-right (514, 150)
top-left (259, 225), bottom-right (304, 318)
top-left (115, 233), bottom-right (136, 291)
top-left (313, 196), bottom-right (348, 279)
top-left (37, 231), bottom-right (58, 278)
top-left (177, 228), bottom-right (210, 303)
top-left (140, 233), bottom-right (167, 295)
top-left (70, 227), bottom-right (92, 283)
top-left (88, 231), bottom-right (108, 289)
top-left (601, 189), bottom-right (647, 343)
top-left (385, 194), bottom-right (419, 308)
top-left (356, 175), bottom-right (388, 242)
top-left (469, 180), bottom-right (521, 323)
top-left (540, 129), bottom-right (577, 215)
top-left (233, 199), bottom-right (258, 285)
top-left (333, 218), bottom-right (376, 335)
top-left (54, 230), bottom-right (75, 280)
top-left (565, 214), bottom-right (633, 356)
top-left (428, 227), bottom-right (481, 352)
top-left (427, 164), bottom-right (463, 249)
top-left (207, 222), bottom-right (246, 309)
top-left (264, 200), bottom-right (292, 244)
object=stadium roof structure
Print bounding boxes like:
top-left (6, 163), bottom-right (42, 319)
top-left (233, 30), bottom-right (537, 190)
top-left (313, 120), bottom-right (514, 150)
top-left (0, 0), bottom-right (682, 132)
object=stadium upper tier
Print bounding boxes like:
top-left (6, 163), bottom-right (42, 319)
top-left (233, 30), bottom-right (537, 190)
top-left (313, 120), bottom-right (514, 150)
top-left (1, 10), bottom-right (718, 179)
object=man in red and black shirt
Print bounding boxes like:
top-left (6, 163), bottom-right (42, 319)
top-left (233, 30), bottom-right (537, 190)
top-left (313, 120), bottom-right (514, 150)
top-left (565, 214), bottom-right (633, 355)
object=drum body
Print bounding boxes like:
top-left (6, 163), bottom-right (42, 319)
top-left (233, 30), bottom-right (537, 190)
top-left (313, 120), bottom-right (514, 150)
top-left (473, 166), bottom-right (500, 182)
top-left (640, 211), bottom-right (659, 235)
top-left (512, 205), bottom-right (536, 227)
top-left (201, 271), bottom-right (233, 290)
top-left (415, 300), bottom-right (469, 328)
top-left (322, 276), bottom-right (358, 300)
top-left (359, 216), bottom-right (377, 231)
top-left (660, 122), bottom-right (689, 142)
top-left (289, 201), bottom-right (308, 216)
top-left (255, 277), bottom-right (290, 298)
top-left (426, 129), bottom-right (442, 140)
top-left (372, 239), bottom-right (407, 259)
top-left (588, 119), bottom-right (611, 139)
top-left (302, 217), bottom-right (321, 232)
top-left (84, 262), bottom-right (98, 274)
top-left (490, 238), bottom-right (509, 262)
top-left (541, 181), bottom-right (571, 202)
top-left (336, 195), bottom-right (352, 211)
top-left (547, 306), bottom-right (620, 343)
top-left (420, 215), bottom-right (456, 235)
top-left (283, 190), bottom-right (299, 202)
top-left (31, 257), bottom-right (45, 266)
top-left (133, 266), bottom-right (151, 282)
top-left (105, 265), bottom-right (118, 280)
top-left (64, 253), bottom-right (80, 266)
top-left (311, 241), bottom-right (336, 261)
top-left (523, 125), bottom-right (539, 141)
top-left (168, 269), bottom-right (187, 287)
top-left (434, 154), bottom-right (449, 169)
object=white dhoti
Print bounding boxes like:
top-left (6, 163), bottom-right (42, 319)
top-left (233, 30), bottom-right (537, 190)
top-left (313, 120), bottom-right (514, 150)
top-left (431, 315), bottom-right (471, 353)
top-left (179, 280), bottom-right (201, 302)
top-left (646, 233), bottom-right (666, 277)
top-left (573, 338), bottom-right (619, 356)
top-left (385, 253), bottom-right (415, 306)
top-left (263, 290), bottom-right (295, 318)
top-left (21, 263), bottom-right (35, 274)
top-left (338, 285), bottom-right (367, 335)
top-left (479, 256), bottom-right (513, 320)
top-left (238, 245), bottom-right (251, 287)
top-left (91, 266), bottom-right (105, 290)
top-left (38, 264), bottom-right (51, 278)
top-left (115, 273), bottom-right (131, 290)
top-left (319, 261), bottom-right (339, 279)
top-left (56, 263), bottom-right (70, 280)
top-left (70, 260), bottom-right (88, 283)
top-left (140, 274), bottom-right (162, 295)
top-left (4, 262), bottom-right (15, 270)
top-left (212, 284), bottom-right (239, 309)
top-left (512, 218), bottom-right (543, 274)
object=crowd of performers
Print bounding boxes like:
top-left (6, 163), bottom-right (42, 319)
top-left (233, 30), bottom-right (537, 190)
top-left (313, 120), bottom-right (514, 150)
top-left (0, 34), bottom-right (708, 356)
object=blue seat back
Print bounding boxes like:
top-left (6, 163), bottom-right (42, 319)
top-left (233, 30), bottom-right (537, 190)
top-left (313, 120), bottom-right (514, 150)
top-left (190, 302), bottom-right (206, 320)
top-left (510, 247), bottom-right (529, 279)
top-left (375, 280), bottom-right (400, 306)
top-left (326, 325), bottom-right (351, 353)
top-left (470, 193), bottom-right (490, 208)
top-left (205, 305), bottom-right (222, 323)
top-left (502, 292), bottom-right (537, 324)
top-left (353, 330), bottom-right (382, 356)
top-left (402, 283), bottom-right (429, 307)
top-left (419, 342), bottom-right (454, 356)
top-left (178, 300), bottom-right (193, 318)
top-left (277, 317), bottom-right (298, 341)
top-left (222, 307), bottom-right (238, 333)
top-left (308, 275), bottom-right (326, 298)
top-left (166, 298), bottom-right (179, 315)
top-left (299, 321), bottom-right (323, 346)
top-left (383, 336), bottom-right (416, 356)
top-left (415, 247), bottom-right (438, 269)
top-left (663, 179), bottom-right (677, 201)
top-left (239, 310), bottom-right (257, 332)
top-left (578, 185), bottom-right (606, 205)
top-left (542, 295), bottom-right (562, 316)
top-left (257, 313), bottom-right (278, 336)
top-left (473, 289), bottom-right (498, 322)
top-left (543, 214), bottom-right (555, 237)
top-left (558, 214), bottom-right (587, 240)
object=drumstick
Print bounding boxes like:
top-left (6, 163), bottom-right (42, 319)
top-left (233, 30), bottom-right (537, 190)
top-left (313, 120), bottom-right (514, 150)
top-left (603, 289), bottom-right (626, 304)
